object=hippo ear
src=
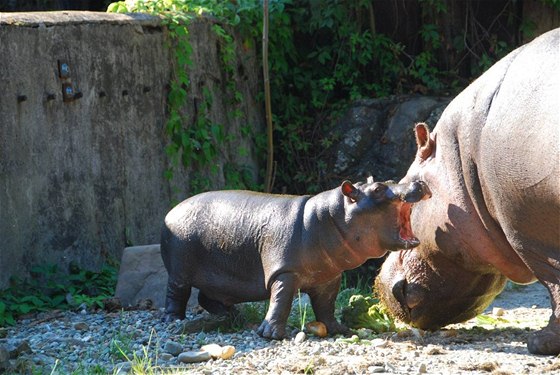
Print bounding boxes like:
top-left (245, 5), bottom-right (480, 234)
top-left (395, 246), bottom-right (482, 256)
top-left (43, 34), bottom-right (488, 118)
top-left (341, 180), bottom-right (361, 202)
top-left (415, 123), bottom-right (435, 160)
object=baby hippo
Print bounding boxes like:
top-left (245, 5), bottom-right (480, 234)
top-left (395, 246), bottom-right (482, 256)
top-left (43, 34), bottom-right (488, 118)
top-left (161, 178), bottom-right (431, 339)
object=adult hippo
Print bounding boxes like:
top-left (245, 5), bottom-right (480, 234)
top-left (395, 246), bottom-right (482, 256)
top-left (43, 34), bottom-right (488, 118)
top-left (375, 28), bottom-right (559, 355)
top-left (161, 178), bottom-right (431, 339)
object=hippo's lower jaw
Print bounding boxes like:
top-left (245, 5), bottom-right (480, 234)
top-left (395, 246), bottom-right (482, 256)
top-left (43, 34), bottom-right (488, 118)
top-left (395, 202), bottom-right (420, 250)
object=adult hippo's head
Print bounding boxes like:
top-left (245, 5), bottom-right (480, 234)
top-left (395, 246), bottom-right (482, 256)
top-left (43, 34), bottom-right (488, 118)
top-left (376, 248), bottom-right (507, 330)
top-left (374, 123), bottom-right (511, 330)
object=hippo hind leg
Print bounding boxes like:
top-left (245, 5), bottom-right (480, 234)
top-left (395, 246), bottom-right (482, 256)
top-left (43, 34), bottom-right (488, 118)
top-left (163, 279), bottom-right (191, 322)
top-left (306, 276), bottom-right (350, 336)
top-left (527, 281), bottom-right (560, 355)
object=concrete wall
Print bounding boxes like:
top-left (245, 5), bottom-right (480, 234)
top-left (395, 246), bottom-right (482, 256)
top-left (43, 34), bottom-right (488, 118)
top-left (0, 12), bottom-right (263, 288)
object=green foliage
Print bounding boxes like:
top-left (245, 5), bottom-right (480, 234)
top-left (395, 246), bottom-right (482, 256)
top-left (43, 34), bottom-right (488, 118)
top-left (108, 0), bottom-right (529, 196)
top-left (475, 314), bottom-right (510, 327)
top-left (542, 0), bottom-right (560, 11)
top-left (0, 263), bottom-right (117, 327)
top-left (341, 294), bottom-right (396, 333)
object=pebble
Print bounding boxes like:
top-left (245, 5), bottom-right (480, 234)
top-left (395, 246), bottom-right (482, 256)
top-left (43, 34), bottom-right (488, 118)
top-left (200, 343), bottom-right (235, 359)
top-left (371, 338), bottom-right (388, 348)
top-left (306, 321), bottom-right (328, 338)
top-left (163, 340), bottom-right (184, 356)
top-left (492, 307), bottom-right (505, 316)
top-left (159, 352), bottom-right (174, 361)
top-left (178, 350), bottom-right (212, 363)
top-left (294, 331), bottom-right (307, 344)
top-left (74, 322), bottom-right (89, 331)
top-left (369, 365), bottom-right (385, 373)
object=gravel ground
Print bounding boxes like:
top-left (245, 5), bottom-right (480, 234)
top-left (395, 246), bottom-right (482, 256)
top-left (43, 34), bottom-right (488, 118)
top-left (1, 282), bottom-right (559, 374)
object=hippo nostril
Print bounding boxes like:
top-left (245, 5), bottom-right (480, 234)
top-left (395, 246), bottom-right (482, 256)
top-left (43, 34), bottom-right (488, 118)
top-left (416, 180), bottom-right (432, 200)
top-left (405, 292), bottom-right (421, 310)
top-left (403, 181), bottom-right (431, 202)
top-left (404, 284), bottom-right (423, 310)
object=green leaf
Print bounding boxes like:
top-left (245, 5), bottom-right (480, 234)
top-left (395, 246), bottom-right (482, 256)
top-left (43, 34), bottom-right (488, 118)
top-left (107, 2), bottom-right (129, 14)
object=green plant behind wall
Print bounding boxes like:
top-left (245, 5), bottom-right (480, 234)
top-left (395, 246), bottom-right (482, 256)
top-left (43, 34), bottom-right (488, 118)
top-left (108, 0), bottom-right (537, 195)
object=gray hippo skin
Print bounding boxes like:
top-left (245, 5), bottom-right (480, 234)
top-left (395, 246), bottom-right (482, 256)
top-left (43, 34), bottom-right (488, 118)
top-left (161, 179), bottom-right (431, 339)
top-left (376, 29), bottom-right (560, 354)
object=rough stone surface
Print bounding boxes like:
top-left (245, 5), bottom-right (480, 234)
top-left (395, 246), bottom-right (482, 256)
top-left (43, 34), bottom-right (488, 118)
top-left (114, 245), bottom-right (168, 308)
top-left (0, 12), bottom-right (263, 288)
top-left (326, 95), bottom-right (450, 184)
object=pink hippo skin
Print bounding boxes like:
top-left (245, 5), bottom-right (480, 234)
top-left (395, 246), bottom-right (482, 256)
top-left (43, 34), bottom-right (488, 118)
top-left (376, 28), bottom-right (560, 355)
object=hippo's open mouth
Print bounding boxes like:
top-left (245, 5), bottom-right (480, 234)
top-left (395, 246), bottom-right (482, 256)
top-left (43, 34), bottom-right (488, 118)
top-left (397, 202), bottom-right (420, 249)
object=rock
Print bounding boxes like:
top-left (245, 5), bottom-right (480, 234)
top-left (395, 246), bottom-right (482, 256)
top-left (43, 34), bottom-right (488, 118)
top-left (493, 307), bottom-right (505, 316)
top-left (0, 345), bottom-right (9, 370)
top-left (306, 321), bottom-right (328, 338)
top-left (425, 346), bottom-right (446, 355)
top-left (371, 338), bottom-right (388, 348)
top-left (220, 345), bottom-right (236, 360)
top-left (418, 363), bottom-right (428, 373)
top-left (5, 340), bottom-right (32, 359)
top-left (103, 297), bottom-right (123, 312)
top-left (73, 322), bottom-right (89, 331)
top-left (369, 365), bottom-right (385, 373)
top-left (294, 331), bottom-right (307, 344)
top-left (114, 245), bottom-right (200, 310)
top-left (201, 344), bottom-right (223, 358)
top-left (114, 245), bottom-right (168, 308)
top-left (326, 95), bottom-right (450, 183)
top-left (201, 344), bottom-right (236, 360)
top-left (177, 350), bottom-right (212, 363)
top-left (159, 352), bottom-right (174, 361)
top-left (163, 341), bottom-right (184, 356)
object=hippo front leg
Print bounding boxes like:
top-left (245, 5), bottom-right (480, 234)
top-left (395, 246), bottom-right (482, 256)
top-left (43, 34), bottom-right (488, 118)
top-left (306, 276), bottom-right (350, 336)
top-left (527, 281), bottom-right (560, 355)
top-left (257, 273), bottom-right (298, 339)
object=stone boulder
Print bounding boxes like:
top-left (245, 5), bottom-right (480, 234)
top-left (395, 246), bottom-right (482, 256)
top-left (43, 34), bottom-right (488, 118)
top-left (113, 244), bottom-right (200, 311)
top-left (114, 244), bottom-right (168, 308)
top-left (326, 95), bottom-right (450, 184)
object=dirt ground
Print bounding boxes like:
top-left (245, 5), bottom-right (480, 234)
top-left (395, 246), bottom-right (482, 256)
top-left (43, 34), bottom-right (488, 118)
top-left (318, 281), bottom-right (560, 374)
top-left (169, 281), bottom-right (560, 374)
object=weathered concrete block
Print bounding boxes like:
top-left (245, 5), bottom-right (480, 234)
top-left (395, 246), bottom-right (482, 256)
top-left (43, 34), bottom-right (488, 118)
top-left (0, 12), bottom-right (263, 288)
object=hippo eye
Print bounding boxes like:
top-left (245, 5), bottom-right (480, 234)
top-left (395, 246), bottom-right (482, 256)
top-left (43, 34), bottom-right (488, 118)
top-left (373, 184), bottom-right (388, 195)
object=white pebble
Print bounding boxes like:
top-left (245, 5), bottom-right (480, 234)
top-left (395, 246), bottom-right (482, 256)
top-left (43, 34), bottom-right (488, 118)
top-left (294, 331), bottom-right (307, 344)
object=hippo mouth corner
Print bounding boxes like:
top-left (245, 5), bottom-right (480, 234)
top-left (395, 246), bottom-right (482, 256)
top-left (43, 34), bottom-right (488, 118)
top-left (397, 202), bottom-right (420, 249)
